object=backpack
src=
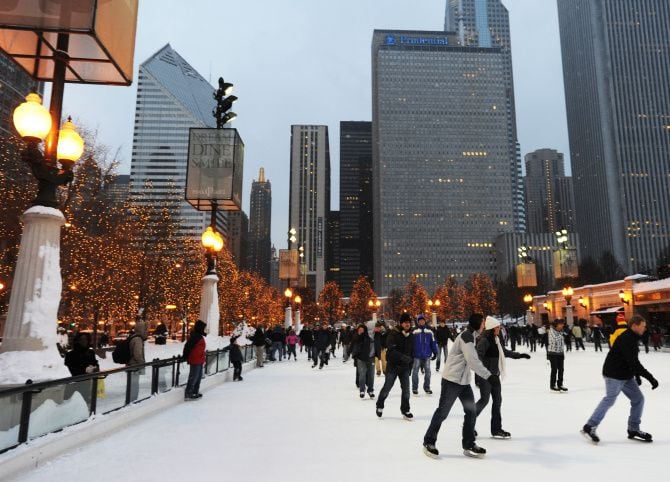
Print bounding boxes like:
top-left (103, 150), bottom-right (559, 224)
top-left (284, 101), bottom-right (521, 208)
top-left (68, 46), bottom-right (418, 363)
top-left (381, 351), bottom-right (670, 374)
top-left (112, 335), bottom-right (136, 364)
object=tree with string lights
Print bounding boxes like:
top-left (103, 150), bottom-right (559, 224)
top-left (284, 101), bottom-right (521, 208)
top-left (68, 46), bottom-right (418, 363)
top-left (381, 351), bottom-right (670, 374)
top-left (349, 276), bottom-right (376, 323)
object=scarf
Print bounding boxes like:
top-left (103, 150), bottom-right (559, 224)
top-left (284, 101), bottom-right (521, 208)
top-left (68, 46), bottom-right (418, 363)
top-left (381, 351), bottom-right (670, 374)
top-left (494, 334), bottom-right (506, 381)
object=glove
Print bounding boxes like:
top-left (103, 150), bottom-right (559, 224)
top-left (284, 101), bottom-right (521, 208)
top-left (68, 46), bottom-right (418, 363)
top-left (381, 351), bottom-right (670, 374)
top-left (85, 365), bottom-right (96, 374)
top-left (635, 375), bottom-right (642, 386)
top-left (520, 353), bottom-right (531, 359)
top-left (645, 375), bottom-right (659, 390)
top-left (431, 354), bottom-right (437, 361)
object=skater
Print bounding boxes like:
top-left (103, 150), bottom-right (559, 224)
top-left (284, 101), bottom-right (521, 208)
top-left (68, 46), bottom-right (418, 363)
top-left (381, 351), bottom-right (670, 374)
top-left (341, 324), bottom-right (354, 362)
top-left (285, 328), bottom-right (299, 361)
top-left (591, 325), bottom-right (603, 352)
top-left (183, 320), bottom-right (207, 400)
top-left (375, 313), bottom-right (414, 420)
top-left (250, 325), bottom-right (267, 367)
top-left (351, 323), bottom-right (378, 399)
top-left (572, 323), bottom-right (585, 350)
top-left (422, 314), bottom-right (495, 459)
top-left (300, 324), bottom-right (314, 361)
top-left (226, 335), bottom-right (244, 381)
top-left (548, 319), bottom-right (568, 392)
top-left (374, 322), bottom-right (388, 376)
top-left (474, 316), bottom-right (531, 439)
top-left (581, 315), bottom-right (659, 444)
top-left (313, 324), bottom-right (331, 369)
top-left (412, 314), bottom-right (438, 395)
top-left (435, 319), bottom-right (453, 372)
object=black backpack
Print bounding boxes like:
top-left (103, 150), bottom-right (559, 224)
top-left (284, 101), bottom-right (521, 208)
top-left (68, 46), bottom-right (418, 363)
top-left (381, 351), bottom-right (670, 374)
top-left (112, 335), bottom-right (136, 364)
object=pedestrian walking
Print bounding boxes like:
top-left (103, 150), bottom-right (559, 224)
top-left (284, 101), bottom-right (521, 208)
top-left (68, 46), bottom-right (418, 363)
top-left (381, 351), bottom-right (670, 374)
top-left (375, 313), bottom-right (414, 420)
top-left (422, 314), bottom-right (494, 459)
top-left (547, 319), bottom-right (568, 392)
top-left (340, 325), bottom-right (354, 362)
top-left (183, 320), bottom-right (207, 400)
top-left (412, 314), bottom-right (438, 395)
top-left (474, 316), bottom-right (531, 439)
top-left (434, 320), bottom-right (453, 372)
top-left (581, 315), bottom-right (659, 444)
top-left (351, 323), bottom-right (378, 399)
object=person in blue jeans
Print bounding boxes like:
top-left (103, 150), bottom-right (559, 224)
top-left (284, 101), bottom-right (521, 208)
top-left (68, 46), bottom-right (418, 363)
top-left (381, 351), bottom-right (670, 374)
top-left (412, 314), bottom-right (438, 395)
top-left (581, 315), bottom-right (659, 444)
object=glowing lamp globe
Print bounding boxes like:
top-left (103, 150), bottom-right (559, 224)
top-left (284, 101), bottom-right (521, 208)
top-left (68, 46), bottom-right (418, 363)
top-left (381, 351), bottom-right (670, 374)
top-left (202, 226), bottom-right (217, 249)
top-left (284, 288), bottom-right (292, 298)
top-left (434, 300), bottom-right (441, 307)
top-left (294, 295), bottom-right (302, 304)
top-left (57, 118), bottom-right (85, 166)
top-left (13, 93), bottom-right (52, 141)
top-left (523, 294), bottom-right (533, 304)
top-left (212, 232), bottom-right (224, 252)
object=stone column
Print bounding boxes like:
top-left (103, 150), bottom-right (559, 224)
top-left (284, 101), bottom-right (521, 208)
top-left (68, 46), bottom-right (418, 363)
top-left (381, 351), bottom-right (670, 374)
top-left (294, 309), bottom-right (301, 333)
top-left (0, 207), bottom-right (70, 384)
top-left (199, 274), bottom-right (220, 337)
top-left (284, 306), bottom-right (292, 329)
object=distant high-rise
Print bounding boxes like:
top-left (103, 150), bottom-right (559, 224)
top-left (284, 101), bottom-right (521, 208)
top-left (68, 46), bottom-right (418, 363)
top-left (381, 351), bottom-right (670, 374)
top-left (129, 44), bottom-right (214, 239)
top-left (269, 245), bottom-right (281, 291)
top-left (226, 210), bottom-right (249, 270)
top-left (558, 0), bottom-right (670, 272)
top-left (107, 174), bottom-right (131, 207)
top-left (289, 125), bottom-right (331, 295)
top-left (0, 51), bottom-right (42, 138)
top-left (339, 121), bottom-right (373, 296)
top-left (248, 167), bottom-right (272, 282)
top-left (372, 29), bottom-right (516, 294)
top-left (525, 149), bottom-right (575, 234)
top-left (327, 211), bottom-right (340, 286)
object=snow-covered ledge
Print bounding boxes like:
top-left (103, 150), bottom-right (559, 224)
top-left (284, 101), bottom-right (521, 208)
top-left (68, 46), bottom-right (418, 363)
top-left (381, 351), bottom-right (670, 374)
top-left (0, 206), bottom-right (69, 385)
top-left (199, 273), bottom-right (220, 337)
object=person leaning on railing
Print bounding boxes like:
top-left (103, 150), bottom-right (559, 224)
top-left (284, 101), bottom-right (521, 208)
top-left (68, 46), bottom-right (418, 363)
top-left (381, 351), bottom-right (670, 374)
top-left (183, 320), bottom-right (207, 400)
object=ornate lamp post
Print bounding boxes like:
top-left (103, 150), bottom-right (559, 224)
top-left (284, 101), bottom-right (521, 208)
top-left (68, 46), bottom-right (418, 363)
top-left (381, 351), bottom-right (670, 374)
top-left (294, 295), bottom-right (302, 331)
top-left (368, 298), bottom-right (381, 323)
top-left (523, 293), bottom-right (534, 325)
top-left (199, 225), bottom-right (224, 337)
top-left (427, 299), bottom-right (441, 325)
top-left (562, 286), bottom-right (574, 327)
top-left (284, 287), bottom-right (293, 329)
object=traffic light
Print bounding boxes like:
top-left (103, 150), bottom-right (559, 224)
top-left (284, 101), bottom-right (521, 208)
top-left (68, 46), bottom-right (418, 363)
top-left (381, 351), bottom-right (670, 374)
top-left (213, 77), bottom-right (237, 128)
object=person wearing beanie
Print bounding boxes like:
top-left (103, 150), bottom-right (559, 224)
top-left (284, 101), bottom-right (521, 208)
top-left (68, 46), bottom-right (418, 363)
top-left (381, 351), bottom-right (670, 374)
top-left (582, 315), bottom-right (659, 444)
top-left (474, 316), bottom-right (531, 439)
top-left (610, 313), bottom-right (628, 346)
top-left (376, 312), bottom-right (414, 420)
top-left (434, 319), bottom-right (454, 372)
top-left (351, 323), bottom-right (379, 399)
top-left (547, 319), bottom-right (568, 392)
top-left (423, 313), bottom-right (495, 459)
top-left (412, 314), bottom-right (438, 395)
top-left (183, 320), bottom-right (208, 400)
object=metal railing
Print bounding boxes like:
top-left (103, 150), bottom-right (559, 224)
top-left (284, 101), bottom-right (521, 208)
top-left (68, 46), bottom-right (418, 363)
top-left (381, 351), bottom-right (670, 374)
top-left (0, 345), bottom-right (255, 454)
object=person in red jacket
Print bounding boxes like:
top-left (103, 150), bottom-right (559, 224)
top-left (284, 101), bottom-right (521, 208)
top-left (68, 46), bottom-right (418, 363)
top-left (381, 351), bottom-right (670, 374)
top-left (183, 320), bottom-right (207, 400)
top-left (286, 328), bottom-right (299, 361)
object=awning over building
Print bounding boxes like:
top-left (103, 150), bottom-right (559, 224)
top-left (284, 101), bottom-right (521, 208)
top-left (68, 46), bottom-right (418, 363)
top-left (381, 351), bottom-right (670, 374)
top-left (590, 306), bottom-right (624, 316)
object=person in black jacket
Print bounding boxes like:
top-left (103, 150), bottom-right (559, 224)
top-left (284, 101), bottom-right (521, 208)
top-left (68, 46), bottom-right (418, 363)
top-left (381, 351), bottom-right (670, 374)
top-left (375, 313), bottom-right (414, 420)
top-left (434, 320), bottom-right (453, 372)
top-left (300, 325), bottom-right (314, 361)
top-left (373, 322), bottom-right (388, 376)
top-left (581, 315), bottom-right (659, 444)
top-left (64, 332), bottom-right (99, 376)
top-left (351, 323), bottom-right (379, 399)
top-left (250, 326), bottom-right (266, 367)
top-left (313, 325), bottom-right (331, 369)
top-left (340, 325), bottom-right (354, 362)
top-left (474, 317), bottom-right (530, 439)
top-left (225, 335), bottom-right (244, 381)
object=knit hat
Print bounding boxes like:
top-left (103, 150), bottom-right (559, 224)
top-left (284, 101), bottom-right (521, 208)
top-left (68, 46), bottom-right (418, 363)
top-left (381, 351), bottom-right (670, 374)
top-left (616, 313), bottom-right (626, 323)
top-left (485, 316), bottom-right (501, 330)
top-left (399, 313), bottom-right (412, 323)
top-left (417, 314), bottom-right (426, 322)
top-left (468, 313), bottom-right (484, 331)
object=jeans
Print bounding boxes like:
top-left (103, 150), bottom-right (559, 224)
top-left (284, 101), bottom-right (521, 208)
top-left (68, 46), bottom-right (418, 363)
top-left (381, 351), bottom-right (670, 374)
top-left (185, 363), bottom-right (203, 397)
top-left (586, 377), bottom-right (644, 431)
top-left (356, 359), bottom-right (374, 393)
top-left (287, 344), bottom-right (297, 359)
top-left (548, 353), bottom-right (564, 388)
top-left (343, 344), bottom-right (350, 361)
top-left (475, 374), bottom-right (502, 433)
top-left (424, 379), bottom-right (476, 449)
top-left (412, 358), bottom-right (431, 391)
top-left (376, 366), bottom-right (410, 414)
top-left (271, 341), bottom-right (283, 361)
top-left (574, 338), bottom-right (585, 350)
top-left (435, 345), bottom-right (448, 371)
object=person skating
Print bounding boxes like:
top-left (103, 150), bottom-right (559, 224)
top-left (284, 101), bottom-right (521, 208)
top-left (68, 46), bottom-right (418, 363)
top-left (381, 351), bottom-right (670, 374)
top-left (422, 314), bottom-right (494, 459)
top-left (434, 320), bottom-right (453, 372)
top-left (572, 323), bottom-right (585, 350)
top-left (300, 324), bottom-right (314, 361)
top-left (285, 328), bottom-right (299, 361)
top-left (225, 335), bottom-right (244, 381)
top-left (547, 319), bottom-right (568, 392)
top-left (412, 314), bottom-right (438, 395)
top-left (341, 325), bottom-right (354, 362)
top-left (474, 316), bottom-right (531, 439)
top-left (250, 325), bottom-right (267, 367)
top-left (183, 320), bottom-right (207, 400)
top-left (374, 322), bottom-right (388, 376)
top-left (581, 315), bottom-right (659, 444)
top-left (351, 323), bottom-right (378, 399)
top-left (375, 313), bottom-right (414, 420)
top-left (313, 324), bottom-right (331, 369)
top-left (591, 325), bottom-right (604, 352)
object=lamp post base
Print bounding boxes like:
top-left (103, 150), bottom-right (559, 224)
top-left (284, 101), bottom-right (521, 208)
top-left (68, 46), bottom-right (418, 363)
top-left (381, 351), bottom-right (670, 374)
top-left (199, 273), bottom-right (220, 338)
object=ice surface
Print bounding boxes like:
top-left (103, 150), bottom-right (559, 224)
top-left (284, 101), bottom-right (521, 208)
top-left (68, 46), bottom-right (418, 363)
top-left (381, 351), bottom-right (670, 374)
top-left (5, 346), bottom-right (669, 482)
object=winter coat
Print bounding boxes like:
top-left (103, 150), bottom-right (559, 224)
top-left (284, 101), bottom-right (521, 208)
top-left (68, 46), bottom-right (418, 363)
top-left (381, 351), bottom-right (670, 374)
top-left (435, 325), bottom-right (453, 346)
top-left (385, 327), bottom-right (414, 371)
top-left (64, 333), bottom-right (99, 376)
top-left (475, 330), bottom-right (524, 377)
top-left (610, 320), bottom-right (628, 346)
top-left (374, 330), bottom-right (388, 350)
top-left (351, 331), bottom-right (378, 363)
top-left (340, 328), bottom-right (354, 345)
top-left (225, 343), bottom-right (243, 363)
top-left (547, 328), bottom-right (565, 356)
top-left (286, 334), bottom-right (299, 345)
top-left (271, 327), bottom-right (285, 343)
top-left (412, 326), bottom-right (438, 360)
top-left (591, 326), bottom-right (603, 342)
top-left (314, 329), bottom-right (331, 351)
top-left (250, 328), bottom-right (266, 347)
top-left (183, 320), bottom-right (207, 365)
top-left (441, 328), bottom-right (491, 386)
top-left (571, 325), bottom-right (583, 339)
top-left (300, 329), bottom-right (314, 346)
top-left (129, 322), bottom-right (148, 366)
top-left (603, 329), bottom-right (653, 380)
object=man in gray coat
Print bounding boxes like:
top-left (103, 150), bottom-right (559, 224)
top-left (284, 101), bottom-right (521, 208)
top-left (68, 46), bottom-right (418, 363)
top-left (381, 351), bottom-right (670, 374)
top-left (128, 321), bottom-right (148, 401)
top-left (423, 313), bottom-right (495, 459)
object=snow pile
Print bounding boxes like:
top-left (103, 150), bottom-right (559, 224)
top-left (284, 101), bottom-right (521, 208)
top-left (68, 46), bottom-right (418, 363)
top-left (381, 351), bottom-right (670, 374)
top-left (0, 349), bottom-right (70, 385)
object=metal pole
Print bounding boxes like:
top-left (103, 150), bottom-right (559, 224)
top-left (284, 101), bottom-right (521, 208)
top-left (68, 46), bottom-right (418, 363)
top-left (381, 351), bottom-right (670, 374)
top-left (45, 33), bottom-right (69, 163)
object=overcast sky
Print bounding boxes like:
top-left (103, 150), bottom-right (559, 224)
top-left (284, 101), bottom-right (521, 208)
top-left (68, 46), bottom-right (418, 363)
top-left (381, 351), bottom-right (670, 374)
top-left (60, 0), bottom-right (569, 250)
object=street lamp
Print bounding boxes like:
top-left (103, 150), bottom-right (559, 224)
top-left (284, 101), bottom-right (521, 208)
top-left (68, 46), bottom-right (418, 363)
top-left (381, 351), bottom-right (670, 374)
top-left (427, 299), bottom-right (440, 324)
top-left (368, 298), bottom-right (381, 323)
top-left (619, 290), bottom-right (630, 305)
top-left (562, 286), bottom-right (574, 327)
top-left (201, 226), bottom-right (224, 274)
top-left (523, 294), bottom-right (533, 324)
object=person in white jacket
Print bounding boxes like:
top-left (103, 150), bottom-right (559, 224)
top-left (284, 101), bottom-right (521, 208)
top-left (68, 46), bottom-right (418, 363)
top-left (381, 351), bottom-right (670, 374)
top-left (422, 314), bottom-right (495, 459)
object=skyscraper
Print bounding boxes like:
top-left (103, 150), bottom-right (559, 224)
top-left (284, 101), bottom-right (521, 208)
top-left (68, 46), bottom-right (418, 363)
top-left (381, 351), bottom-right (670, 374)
top-left (0, 51), bottom-right (41, 138)
top-left (248, 167), bottom-right (272, 282)
top-left (525, 149), bottom-right (575, 234)
top-left (372, 29), bottom-right (516, 294)
top-left (339, 121), bottom-right (373, 295)
top-left (289, 125), bottom-right (331, 296)
top-left (327, 210), bottom-right (340, 286)
top-left (558, 0), bottom-right (670, 272)
top-left (129, 44), bottom-right (214, 239)
top-left (226, 210), bottom-right (249, 270)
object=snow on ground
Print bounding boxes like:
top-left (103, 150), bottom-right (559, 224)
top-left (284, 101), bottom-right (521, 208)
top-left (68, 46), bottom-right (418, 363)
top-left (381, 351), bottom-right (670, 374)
top-left (8, 345), bottom-right (670, 482)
